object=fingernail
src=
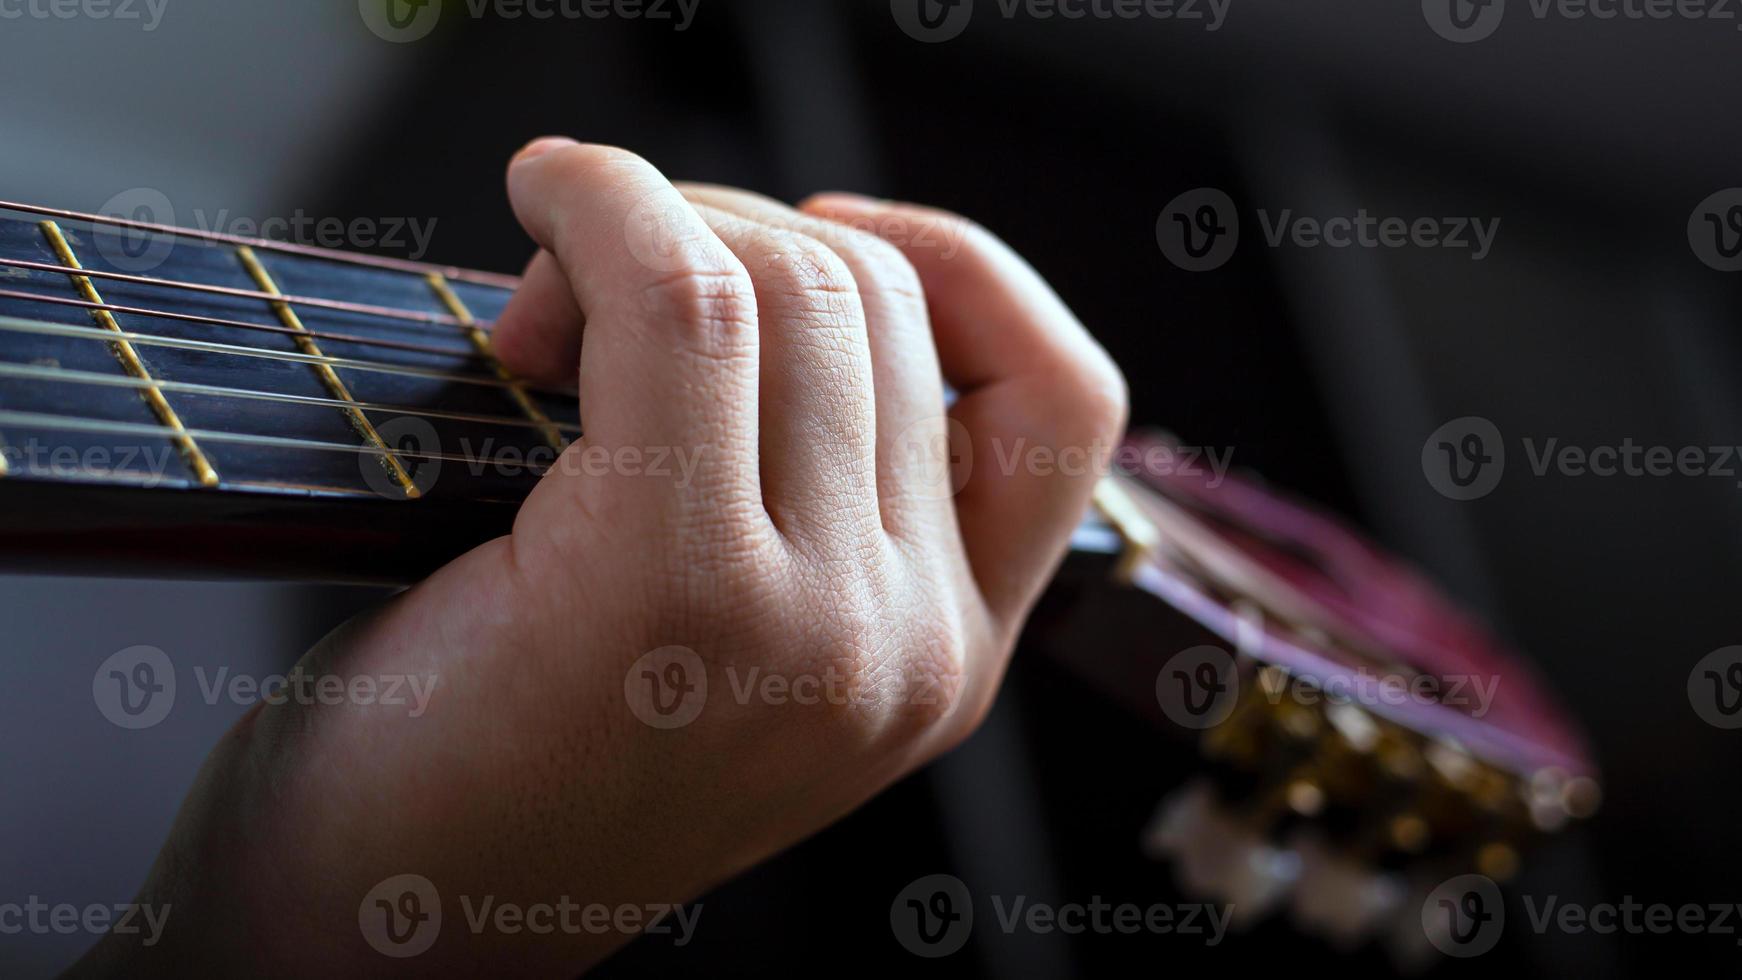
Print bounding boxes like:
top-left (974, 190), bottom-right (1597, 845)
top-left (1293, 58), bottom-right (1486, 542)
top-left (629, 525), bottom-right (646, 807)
top-left (513, 137), bottom-right (578, 166)
top-left (803, 191), bottom-right (883, 210)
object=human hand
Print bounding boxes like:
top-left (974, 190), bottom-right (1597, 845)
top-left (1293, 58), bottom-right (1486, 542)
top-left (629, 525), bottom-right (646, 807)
top-left (80, 140), bottom-right (1126, 977)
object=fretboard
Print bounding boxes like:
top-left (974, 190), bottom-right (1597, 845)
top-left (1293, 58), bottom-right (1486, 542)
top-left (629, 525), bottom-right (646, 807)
top-left (0, 201), bottom-right (587, 581)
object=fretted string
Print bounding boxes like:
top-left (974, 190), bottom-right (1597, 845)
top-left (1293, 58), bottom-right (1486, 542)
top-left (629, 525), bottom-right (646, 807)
top-left (0, 201), bottom-right (575, 499)
top-left (0, 256), bottom-right (481, 333)
top-left (0, 362), bottom-right (581, 435)
top-left (0, 199), bottom-right (519, 289)
top-left (0, 409), bottom-right (555, 473)
top-left (0, 288), bottom-right (488, 361)
top-left (0, 314), bottom-right (565, 394)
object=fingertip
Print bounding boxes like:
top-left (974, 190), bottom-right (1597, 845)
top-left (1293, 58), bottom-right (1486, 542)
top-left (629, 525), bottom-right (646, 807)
top-left (511, 136), bottom-right (580, 168)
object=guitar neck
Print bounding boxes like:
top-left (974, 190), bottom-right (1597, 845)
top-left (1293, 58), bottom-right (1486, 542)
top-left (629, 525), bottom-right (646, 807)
top-left (0, 202), bottom-right (582, 582)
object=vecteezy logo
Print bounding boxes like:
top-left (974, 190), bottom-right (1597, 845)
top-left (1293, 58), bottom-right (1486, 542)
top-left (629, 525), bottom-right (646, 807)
top-left (890, 874), bottom-right (973, 957)
top-left (359, 874), bottom-right (442, 957)
top-left (1156, 188), bottom-right (1239, 272)
top-left (92, 188), bottom-right (176, 274)
top-left (1423, 0), bottom-right (1506, 43)
top-left (93, 645), bottom-right (176, 730)
top-left (1155, 645), bottom-right (1238, 729)
top-left (1689, 646), bottom-right (1742, 729)
top-left (1422, 416), bottom-right (1505, 500)
top-left (359, 0), bottom-right (442, 43)
top-left (365, 416), bottom-right (443, 499)
top-left (1422, 874), bottom-right (1504, 957)
top-left (1688, 189), bottom-right (1742, 272)
top-left (625, 646), bottom-right (708, 729)
top-left (892, 415), bottom-right (973, 501)
top-left (891, 0), bottom-right (974, 43)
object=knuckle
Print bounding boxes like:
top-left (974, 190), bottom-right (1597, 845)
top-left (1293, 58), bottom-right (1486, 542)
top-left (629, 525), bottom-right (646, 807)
top-left (1078, 352), bottom-right (1130, 437)
top-left (635, 259), bottom-right (758, 341)
top-left (812, 592), bottom-right (968, 749)
top-left (751, 231), bottom-right (862, 318)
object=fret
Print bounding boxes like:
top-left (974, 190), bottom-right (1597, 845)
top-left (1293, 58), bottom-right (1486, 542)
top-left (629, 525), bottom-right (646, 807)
top-left (38, 221), bottom-right (220, 488)
top-left (234, 245), bottom-right (421, 500)
top-left (426, 272), bottom-right (568, 452)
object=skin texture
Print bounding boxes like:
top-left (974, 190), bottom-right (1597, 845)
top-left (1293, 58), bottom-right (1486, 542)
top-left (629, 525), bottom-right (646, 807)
top-left (73, 140), bottom-right (1127, 977)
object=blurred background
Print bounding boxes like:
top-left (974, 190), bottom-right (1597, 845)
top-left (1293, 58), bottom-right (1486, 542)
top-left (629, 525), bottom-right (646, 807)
top-left (2, 0), bottom-right (1740, 975)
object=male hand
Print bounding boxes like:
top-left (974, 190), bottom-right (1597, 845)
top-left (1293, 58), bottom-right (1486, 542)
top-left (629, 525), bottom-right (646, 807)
top-left (80, 140), bottom-right (1126, 977)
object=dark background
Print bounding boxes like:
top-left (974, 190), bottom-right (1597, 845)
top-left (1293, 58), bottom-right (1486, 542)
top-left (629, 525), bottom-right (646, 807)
top-left (3, 0), bottom-right (1740, 975)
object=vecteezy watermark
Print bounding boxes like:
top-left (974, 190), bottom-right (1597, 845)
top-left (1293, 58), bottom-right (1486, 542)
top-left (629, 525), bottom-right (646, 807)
top-left (1424, 0), bottom-right (1742, 44)
top-left (191, 664), bottom-right (439, 718)
top-left (1689, 188), bottom-right (1742, 272)
top-left (88, 187), bottom-right (438, 273)
top-left (358, 419), bottom-right (706, 500)
top-left (93, 646), bottom-right (177, 730)
top-left (1158, 188), bottom-right (1501, 272)
top-left (1423, 874), bottom-right (1742, 958)
top-left (1156, 644), bottom-right (1241, 730)
top-left (93, 645), bottom-right (438, 729)
top-left (358, 874), bottom-right (701, 957)
top-left (0, 897), bottom-right (171, 947)
top-left (625, 649), bottom-right (955, 729)
top-left (890, 874), bottom-right (1231, 957)
top-left (890, 0), bottom-right (1230, 44)
top-left (1424, 417), bottom-right (1742, 500)
top-left (895, 423), bottom-right (1235, 502)
top-left (1422, 416), bottom-right (1506, 500)
top-left (1421, 0), bottom-right (1508, 42)
top-left (1689, 645), bottom-right (1742, 729)
top-left (1155, 638), bottom-right (1501, 731)
top-left (0, 439), bottom-right (178, 487)
top-left (1422, 874), bottom-right (1506, 956)
top-left (625, 646), bottom-right (709, 729)
top-left (0, 0), bottom-right (168, 30)
top-left (722, 665), bottom-right (947, 713)
top-left (359, 0), bottom-right (701, 43)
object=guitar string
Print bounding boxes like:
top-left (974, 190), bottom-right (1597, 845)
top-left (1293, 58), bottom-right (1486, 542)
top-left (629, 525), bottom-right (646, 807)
top-left (0, 361), bottom-right (582, 435)
top-left (0, 256), bottom-right (486, 334)
top-left (0, 199), bottom-right (520, 290)
top-left (0, 314), bottom-right (579, 398)
top-left (0, 212), bottom-right (582, 477)
top-left (0, 288), bottom-right (485, 361)
top-left (0, 409), bottom-right (556, 471)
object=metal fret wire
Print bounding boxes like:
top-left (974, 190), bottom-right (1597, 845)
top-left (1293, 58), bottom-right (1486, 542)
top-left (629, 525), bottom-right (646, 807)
top-left (39, 221), bottom-right (222, 487)
top-left (235, 245), bottom-right (421, 498)
top-left (427, 272), bottom-right (568, 452)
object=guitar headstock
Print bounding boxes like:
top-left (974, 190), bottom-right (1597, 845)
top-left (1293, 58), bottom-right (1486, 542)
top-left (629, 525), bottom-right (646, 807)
top-left (1087, 435), bottom-right (1598, 956)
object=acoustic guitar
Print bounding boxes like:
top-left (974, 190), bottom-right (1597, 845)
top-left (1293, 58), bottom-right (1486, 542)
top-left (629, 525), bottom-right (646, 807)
top-left (0, 200), bottom-right (1598, 962)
